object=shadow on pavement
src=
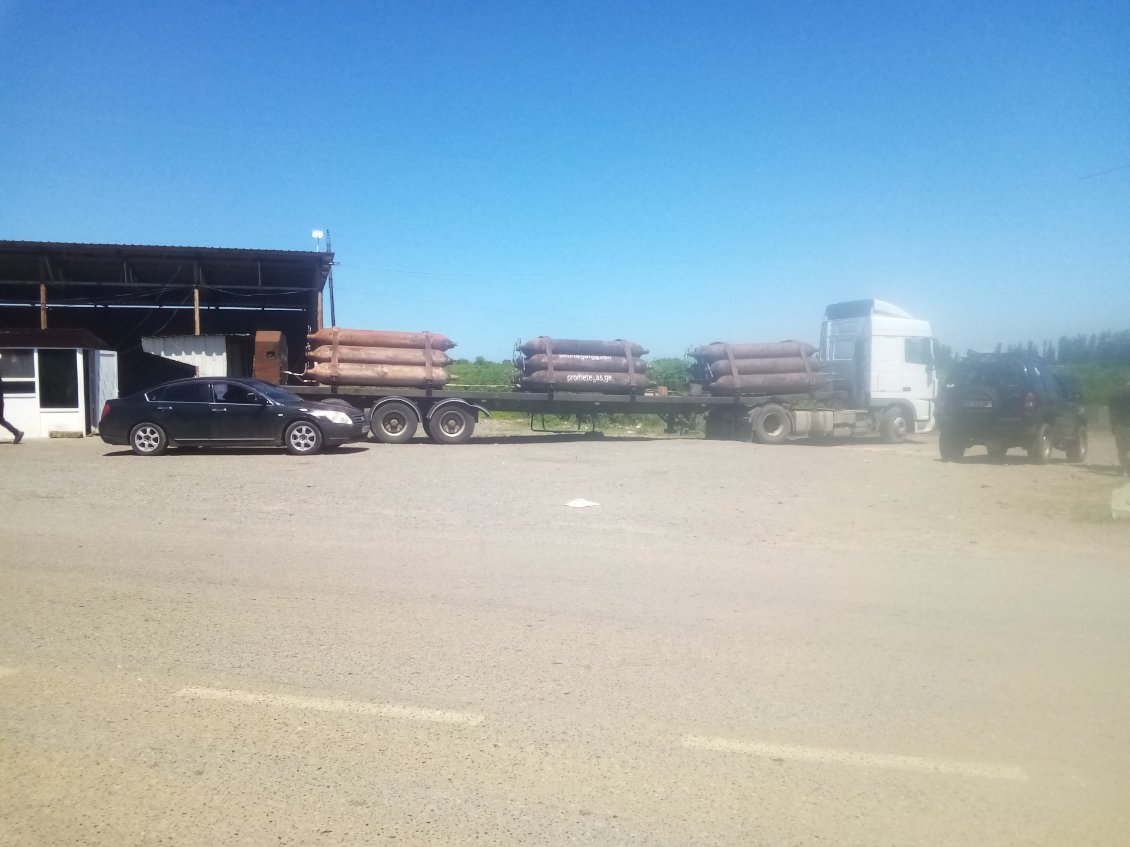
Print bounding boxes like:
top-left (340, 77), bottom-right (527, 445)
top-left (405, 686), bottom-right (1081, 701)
top-left (416, 432), bottom-right (663, 446)
top-left (103, 445), bottom-right (370, 458)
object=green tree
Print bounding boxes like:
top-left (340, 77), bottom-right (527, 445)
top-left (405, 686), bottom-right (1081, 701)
top-left (648, 357), bottom-right (691, 393)
top-left (448, 359), bottom-right (515, 388)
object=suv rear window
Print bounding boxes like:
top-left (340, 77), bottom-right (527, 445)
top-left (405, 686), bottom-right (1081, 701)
top-left (948, 359), bottom-right (1026, 389)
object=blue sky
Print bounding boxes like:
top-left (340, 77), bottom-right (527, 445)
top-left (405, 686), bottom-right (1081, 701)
top-left (1, 1), bottom-right (1126, 360)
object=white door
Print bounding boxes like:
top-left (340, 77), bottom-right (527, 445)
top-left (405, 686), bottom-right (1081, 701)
top-left (900, 337), bottom-right (936, 424)
top-left (870, 336), bottom-right (904, 395)
top-left (92, 350), bottom-right (119, 431)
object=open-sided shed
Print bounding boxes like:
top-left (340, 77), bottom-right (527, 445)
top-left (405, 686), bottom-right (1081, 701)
top-left (0, 241), bottom-right (333, 392)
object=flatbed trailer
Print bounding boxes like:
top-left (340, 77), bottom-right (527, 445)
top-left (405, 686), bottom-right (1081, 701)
top-left (290, 382), bottom-right (887, 445)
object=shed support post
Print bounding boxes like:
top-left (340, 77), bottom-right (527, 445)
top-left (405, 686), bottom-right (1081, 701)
top-left (193, 262), bottom-right (201, 336)
top-left (38, 256), bottom-right (48, 328)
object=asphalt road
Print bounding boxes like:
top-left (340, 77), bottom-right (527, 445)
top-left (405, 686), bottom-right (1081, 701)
top-left (2, 427), bottom-right (1128, 846)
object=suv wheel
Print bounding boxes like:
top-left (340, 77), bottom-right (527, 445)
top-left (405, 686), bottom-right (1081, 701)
top-left (1065, 424), bottom-right (1088, 463)
top-left (939, 431), bottom-right (965, 462)
top-left (1027, 423), bottom-right (1052, 464)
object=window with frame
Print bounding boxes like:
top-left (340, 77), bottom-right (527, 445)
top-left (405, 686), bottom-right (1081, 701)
top-left (0, 349), bottom-right (36, 395)
top-left (905, 338), bottom-right (933, 366)
top-left (38, 349), bottom-right (80, 409)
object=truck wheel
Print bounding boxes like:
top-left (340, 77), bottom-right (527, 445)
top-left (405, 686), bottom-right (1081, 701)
top-left (130, 422), bottom-right (168, 456)
top-left (429, 406), bottom-right (475, 445)
top-left (753, 404), bottom-right (791, 445)
top-left (1065, 424), bottom-right (1088, 463)
top-left (939, 431), bottom-right (964, 462)
top-left (1027, 423), bottom-right (1052, 464)
top-left (879, 407), bottom-right (910, 444)
top-left (370, 401), bottom-right (418, 444)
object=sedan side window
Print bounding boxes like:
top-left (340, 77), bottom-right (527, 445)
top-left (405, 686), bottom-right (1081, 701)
top-left (214, 382), bottom-right (264, 405)
top-left (162, 383), bottom-right (212, 403)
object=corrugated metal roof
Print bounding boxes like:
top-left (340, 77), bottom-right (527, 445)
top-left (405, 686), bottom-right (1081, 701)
top-left (0, 240), bottom-right (333, 307)
top-left (0, 240), bottom-right (328, 258)
top-left (0, 328), bottom-right (113, 349)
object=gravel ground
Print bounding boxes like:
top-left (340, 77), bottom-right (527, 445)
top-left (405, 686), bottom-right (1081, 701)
top-left (1, 424), bottom-right (1128, 846)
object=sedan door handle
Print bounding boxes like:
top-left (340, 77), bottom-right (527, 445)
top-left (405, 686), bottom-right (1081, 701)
top-left (157, 406), bottom-right (172, 411)
top-left (211, 407), bottom-right (228, 413)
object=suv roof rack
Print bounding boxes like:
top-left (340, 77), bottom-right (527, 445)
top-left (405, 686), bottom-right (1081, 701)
top-left (965, 350), bottom-right (1045, 361)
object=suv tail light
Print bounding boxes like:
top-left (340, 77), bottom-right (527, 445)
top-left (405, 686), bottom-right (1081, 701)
top-left (1023, 392), bottom-right (1037, 414)
top-left (100, 401), bottom-right (110, 422)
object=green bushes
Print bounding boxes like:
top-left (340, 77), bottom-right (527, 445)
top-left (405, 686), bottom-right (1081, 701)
top-left (448, 358), bottom-right (515, 389)
top-left (1057, 364), bottom-right (1130, 406)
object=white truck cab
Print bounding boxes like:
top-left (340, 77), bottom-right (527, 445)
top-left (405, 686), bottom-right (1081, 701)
top-left (820, 299), bottom-right (937, 435)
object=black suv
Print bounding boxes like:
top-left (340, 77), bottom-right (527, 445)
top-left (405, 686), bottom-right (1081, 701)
top-left (936, 353), bottom-right (1087, 463)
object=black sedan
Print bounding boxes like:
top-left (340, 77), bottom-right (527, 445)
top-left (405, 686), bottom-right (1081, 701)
top-left (99, 377), bottom-right (366, 456)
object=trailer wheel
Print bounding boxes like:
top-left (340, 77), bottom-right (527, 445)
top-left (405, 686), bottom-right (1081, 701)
top-left (429, 406), bottom-right (475, 445)
top-left (370, 401), bottom-right (418, 444)
top-left (879, 406), bottom-right (911, 444)
top-left (752, 404), bottom-right (791, 445)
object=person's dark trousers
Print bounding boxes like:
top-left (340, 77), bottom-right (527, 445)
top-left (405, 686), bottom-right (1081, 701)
top-left (0, 397), bottom-right (23, 441)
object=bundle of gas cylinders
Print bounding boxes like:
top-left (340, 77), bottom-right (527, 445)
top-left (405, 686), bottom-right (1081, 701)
top-left (688, 340), bottom-right (828, 396)
top-left (515, 337), bottom-right (654, 393)
top-left (304, 327), bottom-right (456, 387)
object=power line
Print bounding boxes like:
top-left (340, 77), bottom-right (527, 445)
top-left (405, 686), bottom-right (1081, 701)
top-left (1080, 162), bottom-right (1130, 179)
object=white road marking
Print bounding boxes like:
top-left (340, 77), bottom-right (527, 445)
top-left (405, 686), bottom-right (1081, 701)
top-left (175, 686), bottom-right (484, 726)
top-left (0, 666), bottom-right (20, 678)
top-left (681, 734), bottom-right (1028, 781)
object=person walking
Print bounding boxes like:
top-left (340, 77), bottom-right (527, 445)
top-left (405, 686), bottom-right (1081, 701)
top-left (0, 372), bottom-right (25, 444)
top-left (1112, 379), bottom-right (1130, 477)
